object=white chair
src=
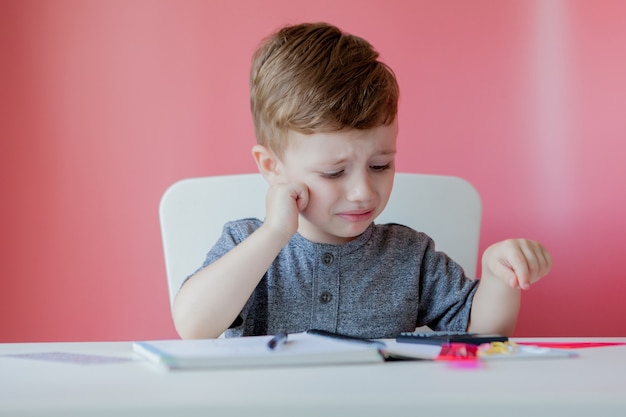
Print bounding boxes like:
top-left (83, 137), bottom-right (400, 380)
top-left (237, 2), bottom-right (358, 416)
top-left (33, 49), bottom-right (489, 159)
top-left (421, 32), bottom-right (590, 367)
top-left (159, 173), bottom-right (482, 309)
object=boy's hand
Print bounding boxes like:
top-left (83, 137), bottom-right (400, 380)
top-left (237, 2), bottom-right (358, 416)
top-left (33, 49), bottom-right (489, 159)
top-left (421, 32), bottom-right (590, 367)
top-left (263, 182), bottom-right (309, 240)
top-left (481, 239), bottom-right (552, 290)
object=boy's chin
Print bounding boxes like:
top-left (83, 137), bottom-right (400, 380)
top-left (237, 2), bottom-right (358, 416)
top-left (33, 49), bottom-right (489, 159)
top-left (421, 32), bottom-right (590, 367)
top-left (299, 218), bottom-right (373, 244)
top-left (327, 224), bottom-right (372, 244)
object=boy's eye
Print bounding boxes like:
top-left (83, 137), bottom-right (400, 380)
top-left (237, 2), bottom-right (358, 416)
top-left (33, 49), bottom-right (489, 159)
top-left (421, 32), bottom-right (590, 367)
top-left (320, 170), bottom-right (344, 179)
top-left (370, 163), bottom-right (391, 172)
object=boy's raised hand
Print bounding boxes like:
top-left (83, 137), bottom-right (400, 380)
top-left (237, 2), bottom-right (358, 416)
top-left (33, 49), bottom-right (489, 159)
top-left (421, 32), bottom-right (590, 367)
top-left (263, 182), bottom-right (309, 240)
top-left (481, 239), bottom-right (552, 290)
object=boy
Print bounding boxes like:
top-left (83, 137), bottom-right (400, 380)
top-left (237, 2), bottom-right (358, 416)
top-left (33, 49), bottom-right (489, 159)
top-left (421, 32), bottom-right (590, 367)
top-left (173, 22), bottom-right (552, 340)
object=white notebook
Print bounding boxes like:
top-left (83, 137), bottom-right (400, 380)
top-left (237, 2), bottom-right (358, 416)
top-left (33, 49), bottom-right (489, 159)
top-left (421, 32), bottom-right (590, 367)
top-left (133, 332), bottom-right (444, 370)
top-left (133, 332), bottom-right (386, 370)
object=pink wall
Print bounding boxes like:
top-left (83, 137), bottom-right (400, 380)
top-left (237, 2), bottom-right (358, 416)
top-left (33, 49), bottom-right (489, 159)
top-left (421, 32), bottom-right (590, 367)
top-left (1, 0), bottom-right (625, 342)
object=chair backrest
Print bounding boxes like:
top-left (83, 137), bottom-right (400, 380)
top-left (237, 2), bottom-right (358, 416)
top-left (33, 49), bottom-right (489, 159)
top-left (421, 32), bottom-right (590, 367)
top-left (159, 173), bottom-right (482, 308)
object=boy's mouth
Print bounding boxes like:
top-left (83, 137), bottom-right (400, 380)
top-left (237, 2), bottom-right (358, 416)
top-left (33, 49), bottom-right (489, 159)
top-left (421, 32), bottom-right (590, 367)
top-left (336, 209), bottom-right (375, 222)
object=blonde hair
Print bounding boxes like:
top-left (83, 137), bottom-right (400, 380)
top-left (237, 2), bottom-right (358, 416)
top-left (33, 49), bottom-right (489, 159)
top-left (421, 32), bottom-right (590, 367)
top-left (250, 22), bottom-right (399, 156)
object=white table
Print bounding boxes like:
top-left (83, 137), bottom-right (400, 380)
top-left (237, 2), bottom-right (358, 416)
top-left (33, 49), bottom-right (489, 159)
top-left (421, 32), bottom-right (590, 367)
top-left (2, 338), bottom-right (625, 417)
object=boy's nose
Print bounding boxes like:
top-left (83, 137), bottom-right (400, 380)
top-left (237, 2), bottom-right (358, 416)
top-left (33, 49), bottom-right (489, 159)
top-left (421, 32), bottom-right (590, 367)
top-left (346, 175), bottom-right (376, 202)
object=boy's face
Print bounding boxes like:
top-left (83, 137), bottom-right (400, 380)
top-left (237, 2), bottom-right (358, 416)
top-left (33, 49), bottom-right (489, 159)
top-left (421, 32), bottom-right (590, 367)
top-left (277, 120), bottom-right (398, 244)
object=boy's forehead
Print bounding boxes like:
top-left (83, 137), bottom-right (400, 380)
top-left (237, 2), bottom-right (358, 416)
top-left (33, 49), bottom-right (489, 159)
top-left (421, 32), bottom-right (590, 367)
top-left (282, 123), bottom-right (398, 159)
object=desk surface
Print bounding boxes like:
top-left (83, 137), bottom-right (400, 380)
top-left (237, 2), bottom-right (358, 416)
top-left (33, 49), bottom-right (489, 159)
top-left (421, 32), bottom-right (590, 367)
top-left (2, 338), bottom-right (626, 417)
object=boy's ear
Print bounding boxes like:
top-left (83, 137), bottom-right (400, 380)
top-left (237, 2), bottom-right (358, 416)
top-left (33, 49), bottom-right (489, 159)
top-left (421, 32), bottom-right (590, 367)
top-left (251, 145), bottom-right (284, 184)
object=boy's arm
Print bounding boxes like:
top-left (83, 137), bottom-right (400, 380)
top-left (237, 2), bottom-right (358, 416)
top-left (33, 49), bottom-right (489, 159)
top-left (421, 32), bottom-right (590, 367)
top-left (172, 224), bottom-right (291, 339)
top-left (468, 239), bottom-right (552, 336)
top-left (172, 182), bottom-right (309, 339)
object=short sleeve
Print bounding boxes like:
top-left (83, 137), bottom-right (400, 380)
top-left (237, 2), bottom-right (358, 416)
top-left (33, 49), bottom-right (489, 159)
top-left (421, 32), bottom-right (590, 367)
top-left (415, 237), bottom-right (479, 331)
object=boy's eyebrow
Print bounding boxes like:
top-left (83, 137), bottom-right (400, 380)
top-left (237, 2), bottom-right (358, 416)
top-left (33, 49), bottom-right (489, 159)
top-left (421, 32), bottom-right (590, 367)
top-left (321, 150), bottom-right (397, 166)
top-left (370, 149), bottom-right (398, 159)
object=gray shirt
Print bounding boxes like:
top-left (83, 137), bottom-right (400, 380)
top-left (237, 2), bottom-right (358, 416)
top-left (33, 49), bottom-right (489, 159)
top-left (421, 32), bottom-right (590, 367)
top-left (196, 218), bottom-right (479, 339)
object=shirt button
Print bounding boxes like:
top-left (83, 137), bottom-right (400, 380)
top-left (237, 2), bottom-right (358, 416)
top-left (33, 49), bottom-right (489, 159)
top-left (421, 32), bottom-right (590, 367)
top-left (322, 253), bottom-right (334, 265)
top-left (319, 291), bottom-right (333, 304)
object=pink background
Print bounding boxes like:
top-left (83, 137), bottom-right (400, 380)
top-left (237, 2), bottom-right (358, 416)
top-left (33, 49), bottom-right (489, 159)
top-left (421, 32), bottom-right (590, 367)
top-left (2, 0), bottom-right (625, 342)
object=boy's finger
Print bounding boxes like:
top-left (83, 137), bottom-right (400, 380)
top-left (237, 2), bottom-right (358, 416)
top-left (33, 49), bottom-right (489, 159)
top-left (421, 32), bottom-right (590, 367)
top-left (523, 241), bottom-right (552, 282)
top-left (295, 186), bottom-right (309, 211)
top-left (506, 251), bottom-right (531, 290)
top-left (538, 246), bottom-right (553, 276)
top-left (490, 260), bottom-right (521, 289)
